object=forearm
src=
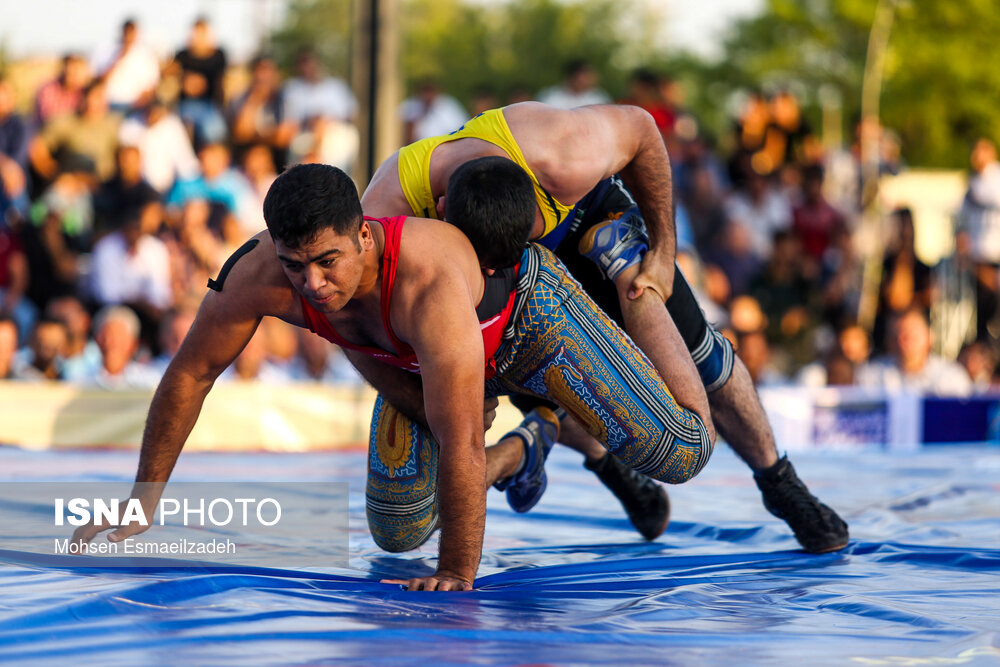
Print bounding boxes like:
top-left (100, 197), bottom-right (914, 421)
top-left (343, 349), bottom-right (427, 426)
top-left (435, 438), bottom-right (487, 582)
top-left (132, 366), bottom-right (213, 488)
top-left (618, 116), bottom-right (676, 259)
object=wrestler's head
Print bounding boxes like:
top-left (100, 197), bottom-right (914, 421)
top-left (264, 164), bottom-right (370, 312)
top-left (444, 156), bottom-right (535, 269)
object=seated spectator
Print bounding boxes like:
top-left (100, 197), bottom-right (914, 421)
top-left (873, 207), bottom-right (933, 352)
top-left (90, 207), bottom-right (172, 349)
top-left (12, 317), bottom-right (69, 380)
top-left (19, 207), bottom-right (81, 312)
top-left (737, 330), bottom-right (785, 387)
top-left (168, 17), bottom-right (228, 146)
top-left (238, 143), bottom-right (277, 235)
top-left (792, 164), bottom-right (844, 279)
top-left (220, 326), bottom-right (290, 383)
top-left (861, 307), bottom-right (972, 396)
top-left (724, 167), bottom-right (793, 262)
top-left (400, 79), bottom-right (468, 144)
top-left (287, 328), bottom-right (363, 384)
top-left (957, 138), bottom-right (1000, 342)
top-left (703, 221), bottom-right (761, 297)
top-left (797, 322), bottom-right (871, 388)
top-left (750, 231), bottom-right (818, 371)
top-left (0, 225), bottom-right (34, 341)
top-left (148, 305), bottom-right (197, 377)
top-left (33, 53), bottom-right (91, 127)
top-left (79, 305), bottom-right (159, 389)
top-left (0, 76), bottom-right (32, 223)
top-left (229, 54), bottom-right (294, 171)
top-left (33, 155), bottom-right (98, 245)
top-left (958, 340), bottom-right (998, 391)
top-left (538, 60), bottom-right (611, 109)
top-left (91, 19), bottom-right (160, 113)
top-left (0, 314), bottom-right (17, 379)
top-left (119, 98), bottom-right (200, 195)
top-left (166, 142), bottom-right (256, 244)
top-left (45, 296), bottom-right (102, 382)
top-left (93, 144), bottom-right (162, 237)
top-left (29, 79), bottom-right (121, 183)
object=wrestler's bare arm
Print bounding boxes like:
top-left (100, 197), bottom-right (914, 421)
top-left (506, 102), bottom-right (677, 298)
top-left (73, 235), bottom-right (297, 545)
top-left (386, 222), bottom-right (489, 590)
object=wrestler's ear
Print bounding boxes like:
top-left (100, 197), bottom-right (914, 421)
top-left (436, 196), bottom-right (447, 220)
top-left (358, 219), bottom-right (373, 249)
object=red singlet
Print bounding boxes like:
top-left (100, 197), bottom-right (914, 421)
top-left (299, 216), bottom-right (518, 378)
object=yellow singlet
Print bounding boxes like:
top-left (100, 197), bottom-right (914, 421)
top-left (396, 108), bottom-right (573, 239)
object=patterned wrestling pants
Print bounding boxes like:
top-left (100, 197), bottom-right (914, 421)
top-left (365, 245), bottom-right (714, 552)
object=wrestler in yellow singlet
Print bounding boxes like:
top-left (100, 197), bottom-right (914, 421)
top-left (396, 108), bottom-right (573, 239)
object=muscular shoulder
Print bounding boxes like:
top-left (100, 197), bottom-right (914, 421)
top-left (393, 218), bottom-right (481, 309)
top-left (361, 151), bottom-right (410, 217)
top-left (208, 231), bottom-right (300, 319)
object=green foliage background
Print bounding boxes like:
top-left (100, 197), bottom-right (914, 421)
top-left (268, 0), bottom-right (1000, 168)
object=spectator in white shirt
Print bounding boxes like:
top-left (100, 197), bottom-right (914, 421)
top-left (538, 60), bottom-right (611, 110)
top-left (400, 80), bottom-right (468, 144)
top-left (80, 305), bottom-right (160, 389)
top-left (860, 307), bottom-right (972, 396)
top-left (91, 19), bottom-right (160, 113)
top-left (89, 207), bottom-right (172, 342)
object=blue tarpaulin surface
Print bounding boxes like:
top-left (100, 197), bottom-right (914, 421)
top-left (1, 444), bottom-right (998, 666)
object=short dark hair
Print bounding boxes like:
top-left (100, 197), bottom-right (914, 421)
top-left (263, 163), bottom-right (363, 249)
top-left (444, 157), bottom-right (534, 269)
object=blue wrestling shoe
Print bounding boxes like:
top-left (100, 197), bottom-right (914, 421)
top-left (577, 207), bottom-right (648, 282)
top-left (493, 407), bottom-right (561, 513)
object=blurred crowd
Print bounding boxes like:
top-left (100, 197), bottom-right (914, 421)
top-left (0, 19), bottom-right (997, 396)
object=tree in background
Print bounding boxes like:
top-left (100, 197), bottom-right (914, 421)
top-left (268, 0), bottom-right (1000, 168)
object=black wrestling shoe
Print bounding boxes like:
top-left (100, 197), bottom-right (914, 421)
top-left (586, 453), bottom-right (670, 541)
top-left (754, 455), bottom-right (849, 553)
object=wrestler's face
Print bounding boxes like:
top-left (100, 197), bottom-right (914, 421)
top-left (275, 223), bottom-right (372, 314)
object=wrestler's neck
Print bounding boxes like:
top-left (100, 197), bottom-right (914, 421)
top-left (429, 139), bottom-right (546, 238)
top-left (429, 138), bottom-right (510, 201)
top-left (348, 220), bottom-right (386, 308)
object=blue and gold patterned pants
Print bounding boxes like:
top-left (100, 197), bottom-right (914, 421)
top-left (366, 245), bottom-right (714, 552)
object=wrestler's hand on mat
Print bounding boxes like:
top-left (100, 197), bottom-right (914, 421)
top-left (483, 397), bottom-right (499, 431)
top-left (69, 497), bottom-right (155, 551)
top-left (629, 247), bottom-right (674, 302)
top-left (381, 570), bottom-right (474, 591)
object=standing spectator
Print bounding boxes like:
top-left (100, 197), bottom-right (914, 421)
top-left (958, 138), bottom-right (1000, 342)
top-left (30, 79), bottom-right (121, 183)
top-left (33, 53), bottom-right (92, 127)
top-left (792, 164), bottom-right (845, 278)
top-left (284, 48), bottom-right (359, 172)
top-left (238, 143), bottom-right (277, 235)
top-left (229, 53), bottom-right (294, 170)
top-left (168, 17), bottom-right (228, 146)
top-left (400, 80), bottom-right (468, 144)
top-left (0, 77), bottom-right (32, 223)
top-left (873, 207), bottom-right (933, 352)
top-left (119, 98), bottom-right (199, 195)
top-left (0, 314), bottom-right (17, 379)
top-left (91, 19), bottom-right (161, 113)
top-left (89, 207), bottom-right (172, 347)
top-left (538, 60), bottom-right (611, 109)
top-left (79, 304), bottom-right (159, 389)
top-left (862, 307), bottom-right (972, 396)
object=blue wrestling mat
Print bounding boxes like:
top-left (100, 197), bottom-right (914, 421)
top-left (1, 444), bottom-right (998, 666)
